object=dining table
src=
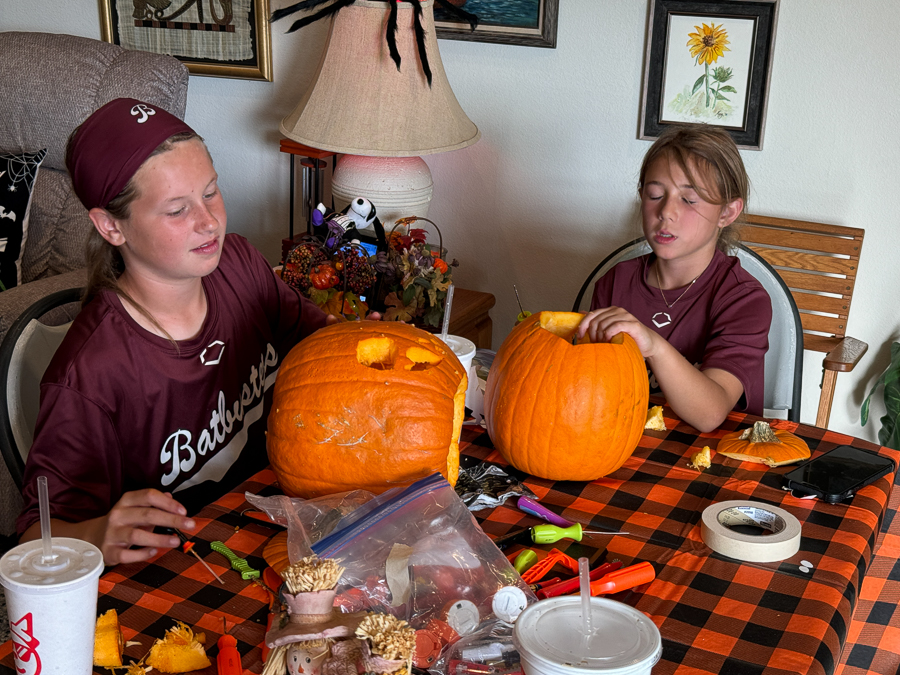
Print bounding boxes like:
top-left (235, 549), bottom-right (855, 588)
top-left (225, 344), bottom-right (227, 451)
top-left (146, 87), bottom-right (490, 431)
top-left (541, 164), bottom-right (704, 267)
top-left (2, 404), bottom-right (899, 675)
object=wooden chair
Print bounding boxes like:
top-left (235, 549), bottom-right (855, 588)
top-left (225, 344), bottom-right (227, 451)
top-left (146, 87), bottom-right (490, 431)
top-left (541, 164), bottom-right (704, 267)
top-left (741, 214), bottom-right (867, 428)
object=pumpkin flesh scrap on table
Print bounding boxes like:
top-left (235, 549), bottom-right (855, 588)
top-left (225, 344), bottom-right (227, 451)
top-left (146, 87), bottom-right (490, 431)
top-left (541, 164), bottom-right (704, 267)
top-left (717, 420), bottom-right (810, 467)
top-left (485, 312), bottom-right (649, 481)
top-left (268, 321), bottom-right (466, 498)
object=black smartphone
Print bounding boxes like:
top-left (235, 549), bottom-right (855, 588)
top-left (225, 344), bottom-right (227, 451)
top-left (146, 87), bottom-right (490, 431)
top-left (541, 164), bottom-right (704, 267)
top-left (782, 445), bottom-right (896, 503)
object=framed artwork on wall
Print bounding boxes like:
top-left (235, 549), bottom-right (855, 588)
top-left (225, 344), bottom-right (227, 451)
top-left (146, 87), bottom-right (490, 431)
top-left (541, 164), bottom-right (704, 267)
top-left (639, 0), bottom-right (779, 149)
top-left (434, 0), bottom-right (558, 48)
top-left (98, 0), bottom-right (273, 81)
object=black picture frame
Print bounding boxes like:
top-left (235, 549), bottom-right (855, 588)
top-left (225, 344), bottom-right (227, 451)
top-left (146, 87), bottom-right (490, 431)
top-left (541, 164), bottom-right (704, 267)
top-left (98, 0), bottom-right (273, 81)
top-left (435, 0), bottom-right (558, 49)
top-left (639, 0), bottom-right (779, 149)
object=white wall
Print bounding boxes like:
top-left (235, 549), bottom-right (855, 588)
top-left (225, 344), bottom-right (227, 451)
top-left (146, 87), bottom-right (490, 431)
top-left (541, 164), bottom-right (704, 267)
top-left (3, 0), bottom-right (899, 442)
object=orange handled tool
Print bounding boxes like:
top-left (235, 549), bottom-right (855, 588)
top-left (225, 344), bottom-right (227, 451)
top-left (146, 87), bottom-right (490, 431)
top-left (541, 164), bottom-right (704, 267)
top-left (520, 548), bottom-right (581, 584)
top-left (218, 619), bottom-right (242, 675)
top-left (589, 562), bottom-right (655, 596)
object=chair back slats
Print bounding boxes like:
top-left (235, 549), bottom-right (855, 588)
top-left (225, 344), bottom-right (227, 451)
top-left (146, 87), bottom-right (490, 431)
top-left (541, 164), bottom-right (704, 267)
top-left (791, 292), bottom-right (848, 317)
top-left (748, 246), bottom-right (859, 277)
top-left (740, 225), bottom-right (862, 256)
top-left (744, 214), bottom-right (865, 240)
top-left (801, 313), bottom-right (849, 337)
top-left (742, 214), bottom-right (864, 353)
top-left (776, 269), bottom-right (854, 296)
top-left (803, 334), bottom-right (841, 354)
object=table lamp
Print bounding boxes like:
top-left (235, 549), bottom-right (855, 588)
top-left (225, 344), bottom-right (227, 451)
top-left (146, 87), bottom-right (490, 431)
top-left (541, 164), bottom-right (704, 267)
top-left (278, 0), bottom-right (480, 231)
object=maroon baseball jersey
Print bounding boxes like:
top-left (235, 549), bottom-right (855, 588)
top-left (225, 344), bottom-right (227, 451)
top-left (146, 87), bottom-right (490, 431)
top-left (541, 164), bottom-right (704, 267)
top-left (590, 249), bottom-right (771, 415)
top-left (17, 234), bottom-right (327, 535)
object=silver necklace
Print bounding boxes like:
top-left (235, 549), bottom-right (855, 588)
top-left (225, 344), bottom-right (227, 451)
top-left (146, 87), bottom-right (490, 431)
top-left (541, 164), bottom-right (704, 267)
top-left (655, 264), bottom-right (699, 309)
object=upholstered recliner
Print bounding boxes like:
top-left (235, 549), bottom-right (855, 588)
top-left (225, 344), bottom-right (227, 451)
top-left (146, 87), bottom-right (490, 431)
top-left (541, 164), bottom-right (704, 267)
top-left (0, 31), bottom-right (189, 538)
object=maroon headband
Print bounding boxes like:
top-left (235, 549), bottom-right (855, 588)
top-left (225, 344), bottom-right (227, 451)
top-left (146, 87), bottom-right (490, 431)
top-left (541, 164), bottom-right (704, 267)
top-left (66, 98), bottom-right (195, 210)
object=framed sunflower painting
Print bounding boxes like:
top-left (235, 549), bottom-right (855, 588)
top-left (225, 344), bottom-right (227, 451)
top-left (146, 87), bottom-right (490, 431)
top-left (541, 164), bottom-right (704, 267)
top-left (639, 0), bottom-right (779, 149)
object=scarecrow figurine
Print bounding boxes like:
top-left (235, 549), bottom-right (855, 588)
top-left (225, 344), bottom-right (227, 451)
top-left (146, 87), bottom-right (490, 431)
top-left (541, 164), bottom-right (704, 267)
top-left (263, 556), bottom-right (416, 675)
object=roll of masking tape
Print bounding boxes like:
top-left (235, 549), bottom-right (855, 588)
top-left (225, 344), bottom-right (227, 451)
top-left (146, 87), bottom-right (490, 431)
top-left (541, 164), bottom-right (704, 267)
top-left (700, 500), bottom-right (801, 563)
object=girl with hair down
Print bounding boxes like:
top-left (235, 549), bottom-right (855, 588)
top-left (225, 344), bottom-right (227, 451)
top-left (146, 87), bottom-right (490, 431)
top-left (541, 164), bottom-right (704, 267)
top-left (577, 124), bottom-right (772, 432)
top-left (15, 98), bottom-right (353, 564)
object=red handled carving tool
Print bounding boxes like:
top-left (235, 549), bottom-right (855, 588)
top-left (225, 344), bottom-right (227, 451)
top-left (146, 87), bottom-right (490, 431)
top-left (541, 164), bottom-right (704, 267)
top-left (217, 618), bottom-right (242, 675)
top-left (589, 562), bottom-right (655, 596)
top-left (536, 560), bottom-right (623, 599)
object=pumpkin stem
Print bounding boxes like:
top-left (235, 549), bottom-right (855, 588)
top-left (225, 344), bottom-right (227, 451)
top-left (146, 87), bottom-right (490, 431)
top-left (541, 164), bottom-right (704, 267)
top-left (738, 420), bottom-right (782, 444)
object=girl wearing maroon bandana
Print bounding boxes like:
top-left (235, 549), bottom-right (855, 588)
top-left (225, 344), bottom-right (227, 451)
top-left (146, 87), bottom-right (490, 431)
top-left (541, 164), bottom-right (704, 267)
top-left (17, 99), bottom-right (342, 564)
top-left (577, 125), bottom-right (771, 432)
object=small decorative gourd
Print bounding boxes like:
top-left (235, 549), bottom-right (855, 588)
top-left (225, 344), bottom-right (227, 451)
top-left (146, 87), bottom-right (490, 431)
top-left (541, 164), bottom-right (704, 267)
top-left (717, 420), bottom-right (810, 466)
top-left (484, 312), bottom-right (649, 481)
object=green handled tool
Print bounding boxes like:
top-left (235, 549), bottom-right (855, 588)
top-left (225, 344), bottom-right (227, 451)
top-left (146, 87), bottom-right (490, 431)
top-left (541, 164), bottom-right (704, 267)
top-left (531, 523), bottom-right (628, 544)
top-left (210, 541), bottom-right (260, 580)
top-left (514, 285), bottom-right (532, 323)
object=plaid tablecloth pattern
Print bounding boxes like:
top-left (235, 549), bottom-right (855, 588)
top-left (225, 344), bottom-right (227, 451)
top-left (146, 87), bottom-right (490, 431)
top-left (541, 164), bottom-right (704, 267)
top-left (2, 407), bottom-right (899, 675)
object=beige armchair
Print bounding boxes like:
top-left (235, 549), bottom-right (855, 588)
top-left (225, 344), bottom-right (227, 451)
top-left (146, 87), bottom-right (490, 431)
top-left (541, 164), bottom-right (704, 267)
top-left (0, 31), bottom-right (189, 538)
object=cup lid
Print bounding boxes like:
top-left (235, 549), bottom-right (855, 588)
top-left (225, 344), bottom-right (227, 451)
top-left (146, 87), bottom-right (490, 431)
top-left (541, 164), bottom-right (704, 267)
top-left (514, 597), bottom-right (662, 673)
top-left (0, 537), bottom-right (103, 590)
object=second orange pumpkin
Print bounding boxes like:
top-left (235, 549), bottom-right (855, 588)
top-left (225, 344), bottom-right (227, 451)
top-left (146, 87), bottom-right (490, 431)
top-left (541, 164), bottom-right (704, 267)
top-left (484, 312), bottom-right (649, 481)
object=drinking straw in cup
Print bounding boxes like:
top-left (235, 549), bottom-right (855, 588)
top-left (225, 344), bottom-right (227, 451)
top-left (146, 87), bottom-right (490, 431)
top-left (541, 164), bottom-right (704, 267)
top-left (38, 475), bottom-right (56, 563)
top-left (440, 283), bottom-right (455, 342)
top-left (579, 557), bottom-right (592, 638)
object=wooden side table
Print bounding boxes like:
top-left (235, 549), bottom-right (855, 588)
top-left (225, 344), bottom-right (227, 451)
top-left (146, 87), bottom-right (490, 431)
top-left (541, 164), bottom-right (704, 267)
top-left (446, 288), bottom-right (495, 349)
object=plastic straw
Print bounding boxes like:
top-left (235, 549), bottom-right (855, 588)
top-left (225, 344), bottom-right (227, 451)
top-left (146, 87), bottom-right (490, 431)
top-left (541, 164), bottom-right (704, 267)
top-left (37, 475), bottom-right (55, 563)
top-left (579, 556), bottom-right (592, 636)
top-left (440, 283), bottom-right (455, 342)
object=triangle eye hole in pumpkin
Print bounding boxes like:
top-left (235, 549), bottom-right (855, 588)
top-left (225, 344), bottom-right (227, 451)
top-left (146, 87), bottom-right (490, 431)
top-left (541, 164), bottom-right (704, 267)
top-left (356, 337), bottom-right (443, 371)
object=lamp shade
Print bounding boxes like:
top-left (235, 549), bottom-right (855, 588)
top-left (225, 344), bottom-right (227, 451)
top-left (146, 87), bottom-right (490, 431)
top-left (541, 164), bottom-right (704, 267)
top-left (280, 0), bottom-right (480, 157)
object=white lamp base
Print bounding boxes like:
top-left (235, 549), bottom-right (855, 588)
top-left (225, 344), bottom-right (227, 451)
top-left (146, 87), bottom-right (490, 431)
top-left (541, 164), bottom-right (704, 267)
top-left (331, 155), bottom-right (434, 233)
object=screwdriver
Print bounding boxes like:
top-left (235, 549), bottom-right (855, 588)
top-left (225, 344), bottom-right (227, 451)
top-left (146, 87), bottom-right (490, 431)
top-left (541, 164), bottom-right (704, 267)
top-left (513, 285), bottom-right (532, 323)
top-left (493, 523), bottom-right (627, 550)
top-left (217, 618), bottom-right (242, 675)
top-left (531, 523), bottom-right (628, 544)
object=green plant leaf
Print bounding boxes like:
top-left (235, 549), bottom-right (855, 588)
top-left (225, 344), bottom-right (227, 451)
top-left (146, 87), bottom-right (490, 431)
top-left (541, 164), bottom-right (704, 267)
top-left (413, 277), bottom-right (432, 290)
top-left (715, 93), bottom-right (730, 102)
top-left (719, 85), bottom-right (737, 93)
top-left (860, 341), bottom-right (900, 449)
top-left (402, 284), bottom-right (417, 306)
top-left (692, 75), bottom-right (706, 94)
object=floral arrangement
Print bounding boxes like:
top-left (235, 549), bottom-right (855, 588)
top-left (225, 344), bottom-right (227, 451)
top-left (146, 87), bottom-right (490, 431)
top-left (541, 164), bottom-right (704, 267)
top-left (374, 217), bottom-right (458, 327)
top-left (281, 216), bottom-right (377, 321)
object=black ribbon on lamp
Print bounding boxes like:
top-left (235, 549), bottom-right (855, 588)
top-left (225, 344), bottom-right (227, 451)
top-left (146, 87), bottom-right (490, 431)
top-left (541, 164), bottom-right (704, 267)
top-left (271, 0), bottom-right (479, 87)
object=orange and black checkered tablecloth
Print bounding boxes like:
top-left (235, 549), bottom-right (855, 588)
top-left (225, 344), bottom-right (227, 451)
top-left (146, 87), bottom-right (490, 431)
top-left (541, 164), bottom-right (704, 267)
top-left (2, 407), bottom-right (899, 675)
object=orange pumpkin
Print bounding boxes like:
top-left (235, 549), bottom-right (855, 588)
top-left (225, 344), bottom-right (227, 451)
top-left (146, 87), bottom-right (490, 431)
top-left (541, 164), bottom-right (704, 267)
top-left (717, 420), bottom-right (810, 466)
top-left (484, 311), bottom-right (649, 481)
top-left (267, 321), bottom-right (467, 498)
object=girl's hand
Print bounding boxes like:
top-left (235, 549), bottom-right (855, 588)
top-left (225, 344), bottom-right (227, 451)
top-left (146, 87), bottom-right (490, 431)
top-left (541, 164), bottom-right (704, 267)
top-left (99, 490), bottom-right (195, 565)
top-left (577, 307), bottom-right (658, 357)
